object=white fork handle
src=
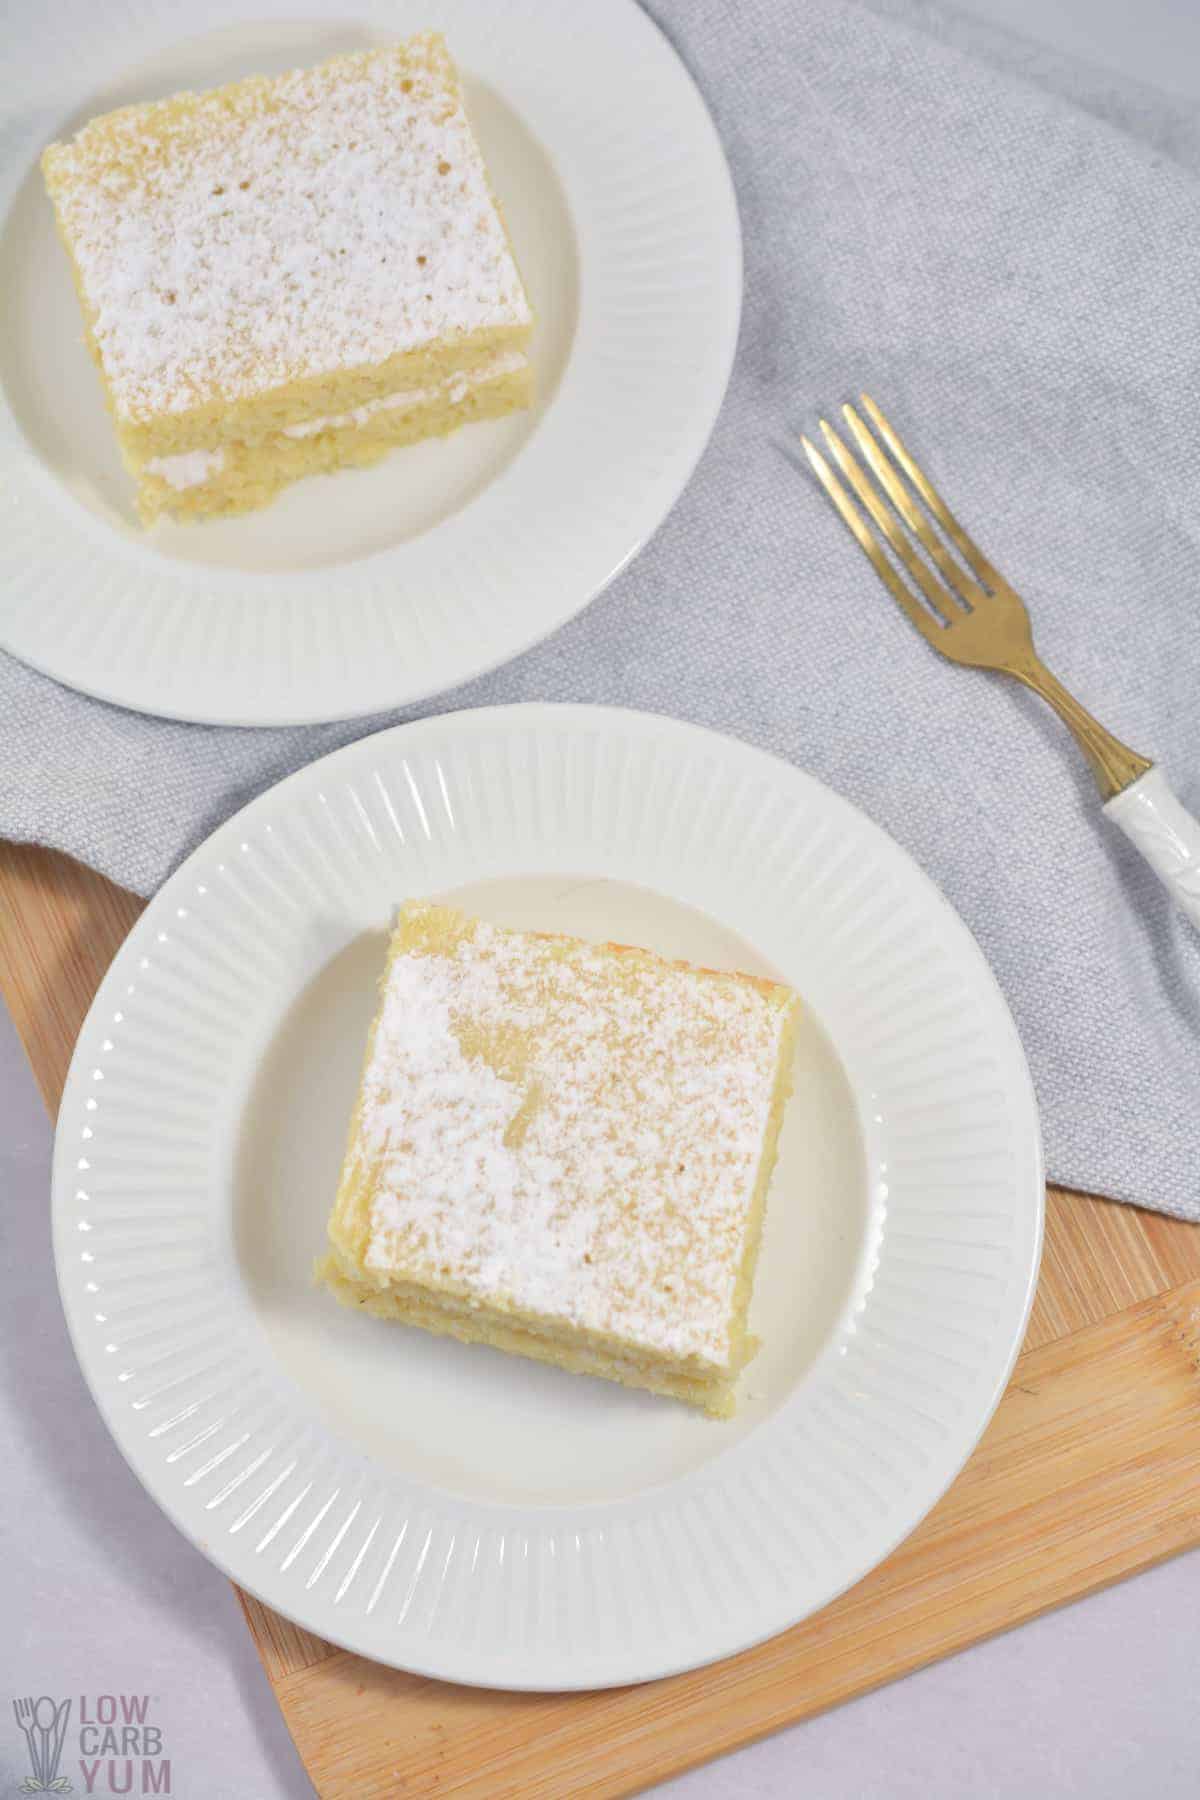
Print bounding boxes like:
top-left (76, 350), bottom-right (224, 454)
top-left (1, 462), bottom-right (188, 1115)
top-left (1104, 767), bottom-right (1200, 931)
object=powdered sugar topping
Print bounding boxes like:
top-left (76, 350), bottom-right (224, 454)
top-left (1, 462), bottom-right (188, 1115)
top-left (359, 909), bottom-right (793, 1368)
top-left (43, 37), bottom-right (533, 419)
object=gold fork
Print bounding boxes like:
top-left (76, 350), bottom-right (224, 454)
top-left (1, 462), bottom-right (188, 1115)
top-left (801, 397), bottom-right (1200, 930)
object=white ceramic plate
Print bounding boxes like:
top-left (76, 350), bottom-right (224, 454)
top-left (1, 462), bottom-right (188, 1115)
top-left (0, 0), bottom-right (739, 725)
top-left (53, 704), bottom-right (1043, 1689)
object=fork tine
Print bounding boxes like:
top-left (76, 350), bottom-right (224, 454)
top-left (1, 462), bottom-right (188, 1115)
top-left (859, 395), bottom-right (1003, 591)
top-left (799, 435), bottom-right (942, 647)
top-left (817, 420), bottom-right (963, 624)
top-left (841, 404), bottom-right (988, 608)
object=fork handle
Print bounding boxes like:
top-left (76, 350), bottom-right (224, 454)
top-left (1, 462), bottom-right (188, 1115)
top-left (1015, 658), bottom-right (1152, 799)
top-left (1105, 767), bottom-right (1200, 931)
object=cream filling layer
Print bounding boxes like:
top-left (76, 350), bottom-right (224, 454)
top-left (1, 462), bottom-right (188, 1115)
top-left (143, 446), bottom-right (226, 491)
top-left (142, 350), bottom-right (529, 491)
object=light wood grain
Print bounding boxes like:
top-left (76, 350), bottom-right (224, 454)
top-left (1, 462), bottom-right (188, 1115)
top-left (4, 839), bottom-right (1199, 1800)
top-left (262, 1282), bottom-right (1200, 1800)
top-left (0, 842), bottom-right (143, 1113)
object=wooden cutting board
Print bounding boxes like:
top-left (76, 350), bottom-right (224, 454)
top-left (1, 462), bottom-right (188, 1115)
top-left (3, 838), bottom-right (1199, 1800)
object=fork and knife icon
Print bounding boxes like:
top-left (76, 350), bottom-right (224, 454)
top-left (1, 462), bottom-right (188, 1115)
top-left (12, 1697), bottom-right (72, 1793)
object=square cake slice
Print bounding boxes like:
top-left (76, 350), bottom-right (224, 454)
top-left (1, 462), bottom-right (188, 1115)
top-left (319, 903), bottom-right (800, 1417)
top-left (41, 34), bottom-right (533, 522)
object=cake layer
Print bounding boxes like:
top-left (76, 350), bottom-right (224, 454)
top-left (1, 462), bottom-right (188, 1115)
top-left (136, 350), bottom-right (531, 522)
top-left (42, 34), bottom-right (533, 462)
top-left (321, 903), bottom-right (800, 1414)
top-left (319, 1257), bottom-right (739, 1414)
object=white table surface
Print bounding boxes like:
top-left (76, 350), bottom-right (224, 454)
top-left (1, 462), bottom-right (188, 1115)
top-left (5, 2), bottom-right (1200, 1795)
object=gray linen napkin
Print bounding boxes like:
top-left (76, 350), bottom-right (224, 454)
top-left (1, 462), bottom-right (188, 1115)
top-left (3, 0), bottom-right (1199, 1218)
